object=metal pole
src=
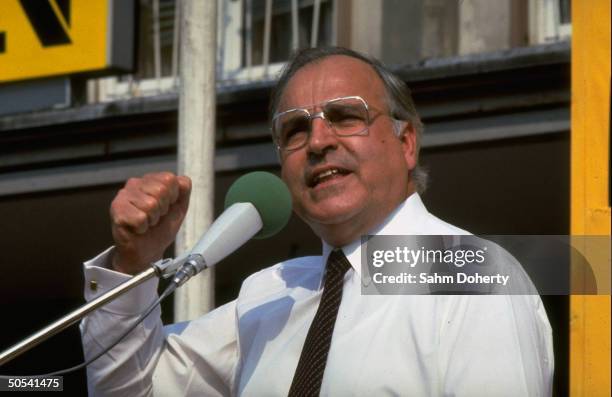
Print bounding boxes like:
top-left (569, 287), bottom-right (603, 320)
top-left (246, 0), bottom-right (253, 71)
top-left (262, 0), bottom-right (273, 74)
top-left (171, 0), bottom-right (181, 86)
top-left (291, 0), bottom-right (299, 51)
top-left (174, 0), bottom-right (217, 321)
top-left (311, 0), bottom-right (321, 47)
top-left (153, 0), bottom-right (162, 85)
top-left (0, 268), bottom-right (157, 366)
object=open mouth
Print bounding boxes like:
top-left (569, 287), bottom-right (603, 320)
top-left (308, 167), bottom-right (351, 188)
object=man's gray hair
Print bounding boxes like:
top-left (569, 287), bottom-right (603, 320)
top-left (270, 46), bottom-right (428, 193)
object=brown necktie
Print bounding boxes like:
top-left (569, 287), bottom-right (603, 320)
top-left (288, 249), bottom-right (352, 396)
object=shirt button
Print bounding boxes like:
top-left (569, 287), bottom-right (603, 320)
top-left (89, 280), bottom-right (98, 292)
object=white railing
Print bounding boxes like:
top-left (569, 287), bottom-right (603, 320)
top-left (88, 0), bottom-right (334, 103)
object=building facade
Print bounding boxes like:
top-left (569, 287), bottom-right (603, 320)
top-left (0, 0), bottom-right (575, 394)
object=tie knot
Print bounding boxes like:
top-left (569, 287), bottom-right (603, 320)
top-left (326, 249), bottom-right (352, 277)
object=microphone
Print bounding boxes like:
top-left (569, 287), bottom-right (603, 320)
top-left (0, 172), bottom-right (290, 369)
top-left (169, 171), bottom-right (292, 286)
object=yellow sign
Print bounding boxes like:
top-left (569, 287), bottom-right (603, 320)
top-left (0, 0), bottom-right (130, 83)
top-left (570, 0), bottom-right (611, 395)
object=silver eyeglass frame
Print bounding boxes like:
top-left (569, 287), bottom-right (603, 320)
top-left (271, 95), bottom-right (374, 152)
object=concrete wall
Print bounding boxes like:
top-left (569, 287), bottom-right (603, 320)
top-left (343, 0), bottom-right (525, 63)
top-left (458, 0), bottom-right (513, 55)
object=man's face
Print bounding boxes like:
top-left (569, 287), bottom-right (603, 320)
top-left (278, 55), bottom-right (417, 246)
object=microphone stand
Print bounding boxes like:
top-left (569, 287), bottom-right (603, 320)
top-left (0, 200), bottom-right (266, 367)
top-left (0, 256), bottom-right (187, 367)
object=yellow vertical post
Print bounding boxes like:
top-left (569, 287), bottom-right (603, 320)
top-left (570, 0), bottom-right (611, 395)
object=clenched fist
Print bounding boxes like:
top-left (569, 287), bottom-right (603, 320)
top-left (110, 172), bottom-right (192, 274)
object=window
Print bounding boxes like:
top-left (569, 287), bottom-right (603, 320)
top-left (220, 0), bottom-right (334, 82)
top-left (529, 0), bottom-right (572, 44)
top-left (88, 0), bottom-right (335, 103)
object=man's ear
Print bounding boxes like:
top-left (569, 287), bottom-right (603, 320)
top-left (395, 120), bottom-right (417, 171)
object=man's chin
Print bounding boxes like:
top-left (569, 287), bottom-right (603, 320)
top-left (298, 203), bottom-right (363, 227)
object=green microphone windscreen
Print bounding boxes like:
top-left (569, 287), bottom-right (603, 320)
top-left (224, 171), bottom-right (292, 239)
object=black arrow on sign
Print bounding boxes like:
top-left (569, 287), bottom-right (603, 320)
top-left (0, 32), bottom-right (6, 53)
top-left (19, 0), bottom-right (71, 47)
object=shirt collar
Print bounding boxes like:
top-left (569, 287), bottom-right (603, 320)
top-left (319, 193), bottom-right (429, 289)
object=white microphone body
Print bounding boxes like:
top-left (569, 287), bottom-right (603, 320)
top-left (191, 202), bottom-right (263, 270)
top-left (168, 202), bottom-right (263, 286)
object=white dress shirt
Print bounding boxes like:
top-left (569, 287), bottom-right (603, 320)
top-left (80, 193), bottom-right (554, 396)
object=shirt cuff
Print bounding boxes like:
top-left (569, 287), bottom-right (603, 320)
top-left (83, 246), bottom-right (160, 316)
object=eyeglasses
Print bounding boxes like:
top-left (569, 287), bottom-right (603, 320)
top-left (272, 96), bottom-right (380, 152)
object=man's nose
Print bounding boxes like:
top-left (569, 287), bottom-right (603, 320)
top-left (307, 115), bottom-right (337, 155)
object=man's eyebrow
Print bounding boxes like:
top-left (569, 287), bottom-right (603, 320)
top-left (281, 96), bottom-right (363, 112)
top-left (283, 102), bottom-right (317, 111)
